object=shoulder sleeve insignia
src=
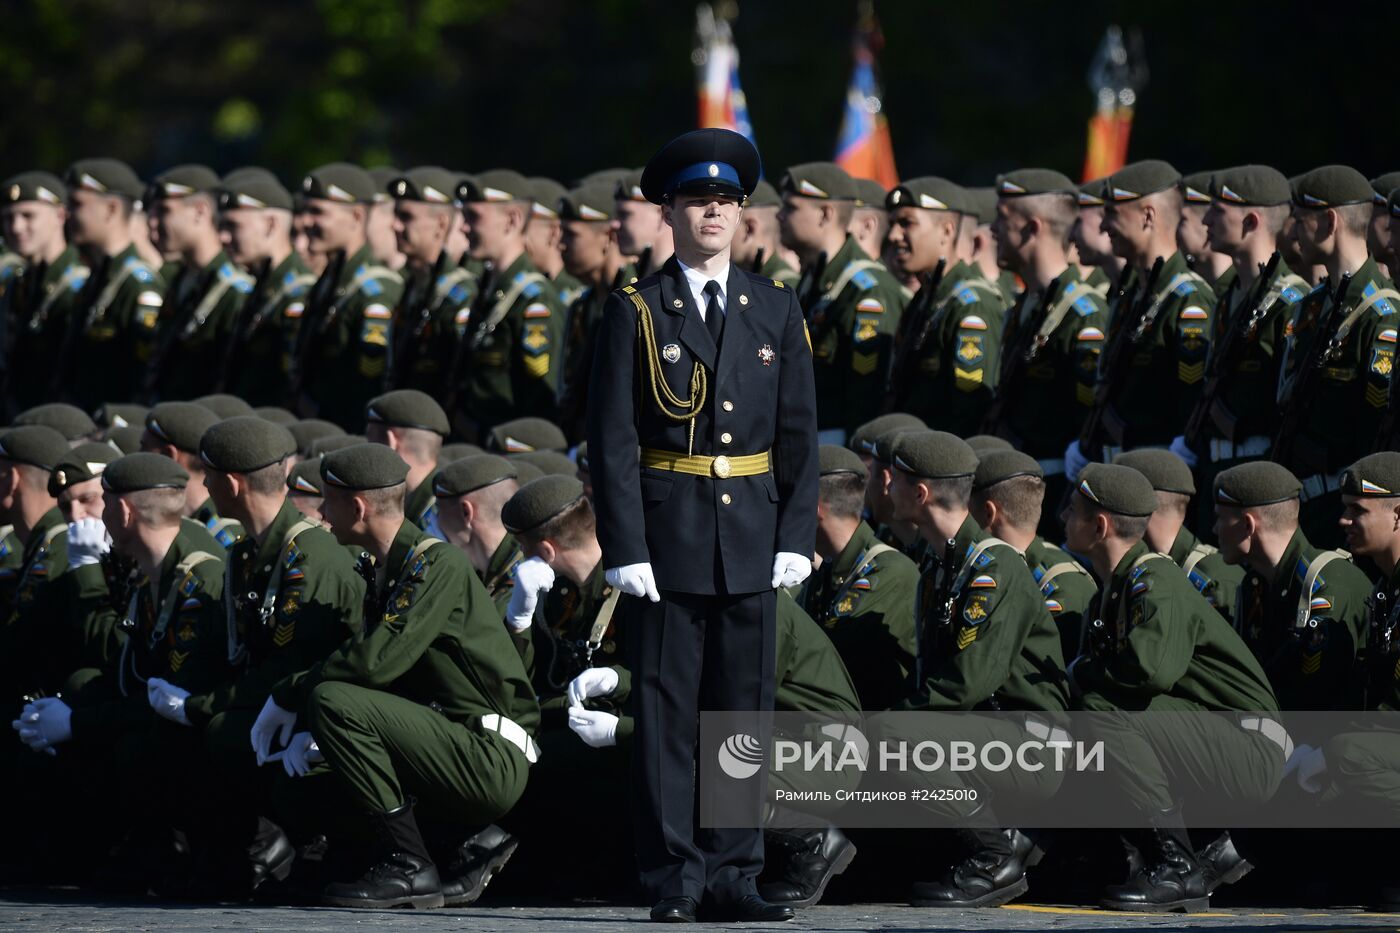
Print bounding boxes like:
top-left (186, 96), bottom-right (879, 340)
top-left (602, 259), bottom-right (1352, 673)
top-left (137, 290), bottom-right (164, 308)
top-left (364, 303), bottom-right (392, 319)
top-left (856, 298), bottom-right (884, 313)
top-left (1174, 280), bottom-right (1198, 297)
top-left (523, 302), bottom-right (551, 319)
top-left (850, 577), bottom-right (873, 591)
top-left (1044, 599), bottom-right (1063, 613)
top-left (1281, 286), bottom-right (1304, 304)
top-left (956, 286), bottom-right (977, 306)
top-left (1130, 579), bottom-right (1151, 598)
top-left (1309, 596), bottom-right (1332, 612)
top-left (1077, 326), bottom-right (1105, 341)
top-left (1186, 567), bottom-right (1214, 593)
top-left (1179, 306), bottom-right (1209, 320)
top-left (959, 314), bottom-right (988, 330)
top-left (851, 269), bottom-right (877, 291)
top-left (969, 573), bottom-right (996, 588)
top-left (284, 302), bottom-right (305, 319)
top-left (1073, 296), bottom-right (1098, 315)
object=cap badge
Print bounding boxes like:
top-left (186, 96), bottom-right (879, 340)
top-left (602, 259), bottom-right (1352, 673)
top-left (708, 164), bottom-right (720, 177)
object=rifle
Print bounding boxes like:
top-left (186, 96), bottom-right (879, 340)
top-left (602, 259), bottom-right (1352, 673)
top-left (387, 258), bottom-right (440, 390)
top-left (1182, 252), bottom-right (1281, 452)
top-left (1273, 272), bottom-right (1352, 468)
top-left (914, 537), bottom-right (962, 689)
top-left (442, 262), bottom-right (499, 422)
top-left (980, 272), bottom-right (1068, 435)
top-left (288, 248), bottom-right (346, 406)
top-left (882, 259), bottom-right (946, 412)
top-left (794, 250), bottom-right (829, 320)
top-left (1376, 307), bottom-right (1400, 452)
top-left (1077, 256), bottom-right (1164, 453)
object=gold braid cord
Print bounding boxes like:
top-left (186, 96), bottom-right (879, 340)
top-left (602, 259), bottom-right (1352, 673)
top-left (628, 287), bottom-right (707, 456)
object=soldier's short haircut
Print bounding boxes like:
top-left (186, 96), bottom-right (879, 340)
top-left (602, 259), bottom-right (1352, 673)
top-left (818, 473), bottom-right (866, 520)
top-left (125, 487), bottom-right (186, 527)
top-left (1250, 498), bottom-right (1300, 535)
top-left (1336, 203), bottom-right (1371, 237)
top-left (517, 495), bottom-right (595, 551)
top-left (1084, 500), bottom-right (1150, 542)
top-left (15, 463), bottom-right (51, 494)
top-left (360, 483), bottom-right (406, 518)
top-left (243, 460), bottom-right (289, 497)
top-left (981, 475), bottom-right (1046, 530)
top-left (914, 474), bottom-right (974, 511)
top-left (830, 200), bottom-right (855, 228)
top-left (1258, 204), bottom-right (1290, 236)
top-left (1146, 186), bottom-right (1183, 224)
top-left (463, 477), bottom-right (519, 523)
top-left (1011, 192), bottom-right (1079, 247)
top-left (1155, 490), bottom-right (1190, 518)
top-left (390, 425), bottom-right (444, 465)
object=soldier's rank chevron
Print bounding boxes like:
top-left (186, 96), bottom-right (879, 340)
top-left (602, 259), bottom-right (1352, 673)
top-left (851, 351), bottom-right (878, 375)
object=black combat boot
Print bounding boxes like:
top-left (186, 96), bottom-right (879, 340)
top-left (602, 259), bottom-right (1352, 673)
top-left (437, 824), bottom-right (518, 907)
top-left (322, 802), bottom-right (444, 909)
top-left (910, 827), bottom-right (1034, 908)
top-left (758, 824), bottom-right (857, 907)
top-left (1101, 806), bottom-right (1208, 912)
top-left (1196, 831), bottom-right (1252, 894)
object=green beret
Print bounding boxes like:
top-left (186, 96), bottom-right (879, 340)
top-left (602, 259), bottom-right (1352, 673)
top-left (851, 178), bottom-right (888, 209)
top-left (1340, 453), bottom-right (1400, 498)
top-left (95, 402), bottom-right (149, 430)
top-left (614, 169), bottom-right (647, 203)
top-left (2, 171), bottom-right (66, 206)
top-left (819, 445), bottom-right (868, 481)
top-left (65, 158), bottom-right (145, 200)
top-left (1078, 178), bottom-right (1108, 207)
top-left (558, 183), bottom-right (616, 222)
top-left (320, 443), bottom-right (409, 491)
top-left (200, 416), bottom-right (296, 473)
top-left (501, 475), bottom-right (586, 535)
top-left (1212, 165), bottom-right (1291, 207)
top-left (219, 167), bottom-right (293, 212)
top-left (150, 164), bottom-right (220, 200)
top-left (575, 441), bottom-right (590, 473)
top-left (49, 442), bottom-right (121, 497)
top-left (194, 394), bottom-right (256, 420)
top-left (366, 389), bottom-right (450, 435)
top-left (964, 187), bottom-right (998, 225)
top-left (973, 450), bottom-right (1044, 491)
top-left (510, 449), bottom-right (577, 477)
top-left (1293, 165), bottom-right (1373, 209)
top-left (779, 163), bottom-right (856, 201)
top-left (849, 413), bottom-right (926, 455)
top-left (461, 168), bottom-right (531, 203)
top-left (512, 460), bottom-right (546, 484)
top-left (1114, 449), bottom-right (1195, 496)
top-left (1213, 461), bottom-right (1302, 507)
top-left (747, 179), bottom-right (781, 210)
top-left (886, 176), bottom-right (968, 214)
top-left (526, 177), bottom-right (568, 220)
top-left (487, 417), bottom-right (566, 453)
top-left (366, 166), bottom-right (400, 202)
top-left (309, 434), bottom-right (366, 457)
top-left (440, 442), bottom-right (483, 464)
top-left (14, 402), bottom-right (97, 440)
top-left (105, 425), bottom-right (143, 455)
top-left (1180, 171), bottom-right (1214, 206)
top-left (288, 419), bottom-right (346, 456)
top-left (965, 434), bottom-right (1013, 455)
top-left (145, 402), bottom-right (220, 453)
top-left (302, 163), bottom-right (378, 205)
top-left (573, 167), bottom-right (630, 190)
top-left (433, 454), bottom-right (518, 498)
top-left (996, 168), bottom-right (1077, 199)
top-left (287, 458), bottom-right (324, 496)
top-left (0, 425), bottom-right (70, 471)
top-left (253, 406), bottom-right (298, 426)
top-left (103, 452), bottom-right (189, 493)
top-left (891, 430), bottom-right (978, 479)
top-left (1075, 463), bottom-right (1158, 517)
top-left (871, 427), bottom-right (918, 465)
top-left (391, 166), bottom-right (459, 206)
top-left (1107, 160), bottom-right (1180, 201)
top-left (1370, 172), bottom-right (1400, 206)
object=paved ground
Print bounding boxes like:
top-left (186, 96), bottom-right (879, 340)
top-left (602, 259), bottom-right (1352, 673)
top-left (2, 892), bottom-right (1399, 933)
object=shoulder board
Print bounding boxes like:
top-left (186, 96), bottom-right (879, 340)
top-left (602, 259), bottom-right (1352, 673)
top-left (1173, 279), bottom-right (1198, 297)
top-left (1280, 285), bottom-right (1305, 305)
top-left (955, 284), bottom-right (979, 306)
top-left (1363, 281), bottom-right (1396, 316)
top-left (68, 268), bottom-right (92, 291)
top-left (1186, 567), bottom-right (1214, 593)
top-left (219, 262), bottom-right (256, 294)
top-left (1073, 295), bottom-right (1098, 316)
top-left (964, 545), bottom-right (996, 568)
top-left (124, 257), bottom-right (157, 284)
top-left (1128, 562), bottom-right (1154, 585)
top-left (850, 269), bottom-right (878, 291)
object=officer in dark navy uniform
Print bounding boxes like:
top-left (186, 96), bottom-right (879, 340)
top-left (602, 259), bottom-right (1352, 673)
top-left (587, 128), bottom-right (818, 924)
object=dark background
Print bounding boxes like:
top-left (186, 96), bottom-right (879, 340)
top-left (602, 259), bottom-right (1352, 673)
top-left (3, 0), bottom-right (1395, 186)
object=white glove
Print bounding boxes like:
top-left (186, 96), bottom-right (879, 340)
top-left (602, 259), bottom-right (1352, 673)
top-left (568, 707), bottom-right (619, 748)
top-left (771, 552), bottom-right (812, 589)
top-left (1064, 440), bottom-right (1091, 483)
top-left (280, 731), bottom-right (324, 777)
top-left (13, 697), bottom-right (72, 753)
top-left (66, 517), bottom-right (111, 569)
top-left (250, 696), bottom-right (297, 766)
top-left (567, 667), bottom-right (620, 708)
top-left (605, 563), bottom-right (660, 602)
top-left (505, 557), bottom-right (555, 633)
top-left (146, 677), bottom-right (191, 726)
top-left (1287, 743), bottom-right (1328, 794)
top-left (1168, 435), bottom-right (1199, 469)
top-left (11, 702), bottom-right (54, 756)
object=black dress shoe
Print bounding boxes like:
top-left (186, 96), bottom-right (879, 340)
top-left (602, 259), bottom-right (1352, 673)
top-left (650, 895), bottom-right (698, 923)
top-left (709, 894), bottom-right (796, 922)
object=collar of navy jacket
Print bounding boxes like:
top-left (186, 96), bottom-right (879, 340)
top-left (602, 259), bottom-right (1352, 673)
top-left (656, 257), bottom-right (758, 384)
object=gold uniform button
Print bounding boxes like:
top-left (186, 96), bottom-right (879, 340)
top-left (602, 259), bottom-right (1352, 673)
top-left (721, 493), bottom-right (732, 505)
top-left (720, 432), bottom-right (732, 444)
top-left (722, 400), bottom-right (734, 412)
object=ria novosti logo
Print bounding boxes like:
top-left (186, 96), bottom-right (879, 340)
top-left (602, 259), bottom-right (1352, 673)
top-left (717, 724), bottom-right (872, 779)
top-left (717, 733), bottom-right (765, 779)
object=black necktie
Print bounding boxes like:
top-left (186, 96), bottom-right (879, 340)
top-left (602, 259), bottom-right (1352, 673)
top-left (703, 280), bottom-right (724, 349)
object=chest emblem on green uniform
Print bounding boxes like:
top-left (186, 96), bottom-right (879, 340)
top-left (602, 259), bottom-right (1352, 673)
top-left (758, 344), bottom-right (775, 365)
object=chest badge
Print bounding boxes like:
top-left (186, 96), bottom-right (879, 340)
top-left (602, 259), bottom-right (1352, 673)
top-left (758, 344), bottom-right (775, 366)
top-left (663, 343), bottom-right (681, 363)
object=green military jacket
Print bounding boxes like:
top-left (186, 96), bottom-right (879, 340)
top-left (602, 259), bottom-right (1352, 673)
top-left (220, 252), bottom-right (316, 406)
top-left (799, 520), bottom-right (918, 710)
top-left (298, 244), bottom-right (404, 431)
top-left (1085, 266), bottom-right (1112, 294)
top-left (68, 521), bottom-right (229, 740)
top-left (531, 562), bottom-right (620, 713)
top-left (0, 509), bottom-right (71, 696)
top-left (994, 266), bottom-right (1108, 457)
top-left (192, 499), bottom-right (246, 551)
top-left (902, 261), bottom-right (1009, 438)
top-left (1075, 541), bottom-right (1279, 713)
top-left (1233, 529), bottom-right (1369, 712)
top-left (149, 250), bottom-right (254, 401)
top-left (558, 266), bottom-right (637, 443)
top-left (1025, 535), bottom-right (1098, 666)
top-left (64, 244), bottom-right (164, 410)
top-left (184, 500), bottom-right (364, 727)
top-left (902, 515), bottom-right (1069, 712)
top-left (1168, 526), bottom-right (1243, 626)
top-left (454, 252), bottom-right (565, 433)
top-left (1100, 251), bottom-right (1215, 449)
top-left (3, 246), bottom-right (90, 414)
top-left (1277, 256), bottom-right (1398, 474)
top-left (807, 236), bottom-right (908, 434)
top-left (552, 269), bottom-right (587, 309)
top-left (760, 253), bottom-right (800, 289)
top-left (274, 520), bottom-right (539, 735)
top-left (393, 251), bottom-right (476, 395)
top-left (477, 534), bottom-right (531, 669)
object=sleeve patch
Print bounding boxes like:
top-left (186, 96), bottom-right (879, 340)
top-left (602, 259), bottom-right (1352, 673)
top-left (522, 322), bottom-right (551, 354)
top-left (1179, 306), bottom-right (1209, 320)
top-left (1281, 286), bottom-right (1304, 304)
top-left (364, 303), bottom-right (392, 319)
top-left (284, 302), bottom-right (305, 319)
top-left (1077, 327), bottom-right (1105, 341)
top-left (969, 574), bottom-right (996, 588)
top-left (361, 321), bottom-right (389, 346)
top-left (856, 298), bottom-right (884, 313)
top-left (137, 290), bottom-right (164, 308)
top-left (1370, 348), bottom-right (1393, 377)
top-left (956, 286), bottom-right (978, 306)
top-left (523, 303), bottom-right (551, 319)
top-left (959, 314), bottom-right (988, 330)
top-left (1380, 328), bottom-right (1397, 343)
top-left (956, 336), bottom-right (984, 364)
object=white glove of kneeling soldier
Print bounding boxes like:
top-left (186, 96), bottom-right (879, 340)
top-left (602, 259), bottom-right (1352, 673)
top-left (280, 731), bottom-right (324, 777)
top-left (568, 708), bottom-right (619, 748)
top-left (567, 666), bottom-right (620, 708)
top-left (12, 697), bottom-right (73, 755)
top-left (146, 677), bottom-right (191, 726)
top-left (505, 556), bottom-right (555, 633)
top-left (250, 696), bottom-right (298, 765)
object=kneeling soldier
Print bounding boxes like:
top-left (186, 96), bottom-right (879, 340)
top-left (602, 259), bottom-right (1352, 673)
top-left (433, 454), bottom-right (525, 616)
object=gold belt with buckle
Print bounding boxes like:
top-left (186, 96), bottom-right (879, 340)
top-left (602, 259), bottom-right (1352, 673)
top-left (640, 448), bottom-right (771, 479)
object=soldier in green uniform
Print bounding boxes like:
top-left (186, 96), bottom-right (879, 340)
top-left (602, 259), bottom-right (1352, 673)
top-left (1070, 180), bottom-right (1122, 293)
top-left (522, 176), bottom-right (586, 308)
top-left (450, 170), bottom-right (566, 439)
top-left (215, 168), bottom-right (316, 407)
top-left (612, 168), bottom-right (674, 277)
top-left (970, 449), bottom-right (1097, 666)
top-left (861, 426), bottom-right (926, 558)
top-left (1178, 172), bottom-right (1234, 289)
top-left (884, 430), bottom-right (1069, 908)
top-left (388, 167), bottom-right (475, 395)
top-left (1274, 165), bottom-right (1399, 548)
top-left (256, 443), bottom-right (539, 909)
top-left (364, 389), bottom-right (448, 533)
top-left (0, 172), bottom-right (89, 417)
top-left (777, 162), bottom-right (908, 441)
top-left (1062, 463), bottom-right (1283, 912)
top-left (1115, 449), bottom-right (1243, 625)
top-left (732, 179), bottom-right (799, 286)
top-left (140, 401), bottom-right (245, 549)
top-left (1367, 172), bottom-right (1400, 281)
top-left (143, 165), bottom-right (255, 402)
top-left (58, 158), bottom-right (164, 410)
top-left (799, 445), bottom-right (918, 710)
top-left (365, 166), bottom-right (406, 273)
top-left (884, 176), bottom-right (1007, 436)
top-left (964, 186), bottom-right (1020, 305)
top-left (292, 163), bottom-right (404, 431)
top-left (848, 177), bottom-right (889, 263)
top-left (986, 169), bottom-right (1110, 524)
top-left (434, 454), bottom-right (523, 616)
